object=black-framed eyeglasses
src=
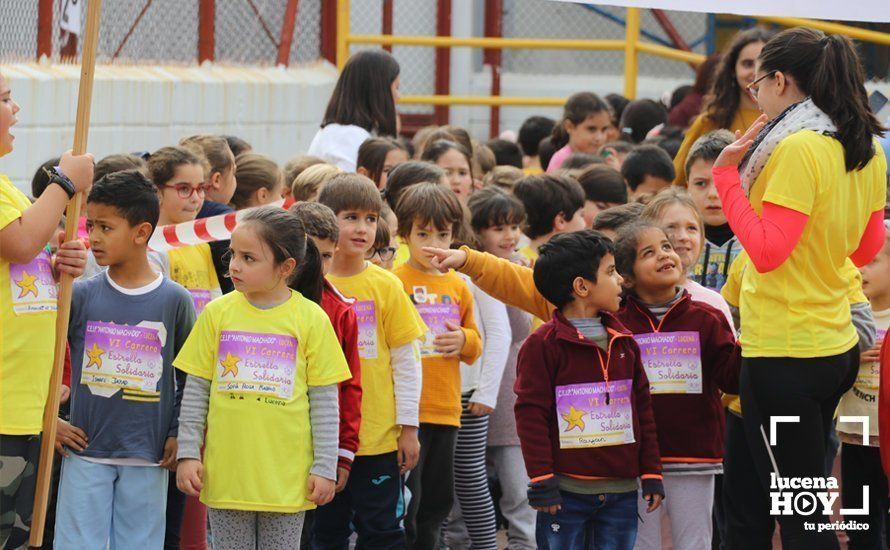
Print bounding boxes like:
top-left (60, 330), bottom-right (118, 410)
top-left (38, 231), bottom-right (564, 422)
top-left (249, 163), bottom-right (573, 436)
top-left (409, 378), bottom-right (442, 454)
top-left (365, 246), bottom-right (398, 262)
top-left (746, 71), bottom-right (777, 100)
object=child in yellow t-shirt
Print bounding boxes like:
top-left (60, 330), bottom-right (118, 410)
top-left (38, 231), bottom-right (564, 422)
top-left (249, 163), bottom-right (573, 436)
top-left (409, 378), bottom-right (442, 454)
top-left (147, 146), bottom-right (222, 314)
top-left (315, 174), bottom-right (426, 548)
top-left (392, 183), bottom-right (482, 549)
top-left (174, 207), bottom-right (350, 548)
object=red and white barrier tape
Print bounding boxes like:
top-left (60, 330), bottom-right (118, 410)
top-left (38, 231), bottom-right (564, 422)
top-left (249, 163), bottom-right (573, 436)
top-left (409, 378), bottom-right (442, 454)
top-left (148, 198), bottom-right (290, 252)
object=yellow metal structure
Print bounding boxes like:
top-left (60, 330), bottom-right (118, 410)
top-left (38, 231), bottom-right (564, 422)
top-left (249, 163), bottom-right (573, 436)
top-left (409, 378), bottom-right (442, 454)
top-left (335, 2), bottom-right (890, 109)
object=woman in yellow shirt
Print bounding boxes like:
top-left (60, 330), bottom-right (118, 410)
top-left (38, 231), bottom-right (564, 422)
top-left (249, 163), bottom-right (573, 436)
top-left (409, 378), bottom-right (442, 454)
top-left (711, 28), bottom-right (887, 548)
top-left (0, 71), bottom-right (92, 547)
top-left (673, 27), bottom-right (774, 186)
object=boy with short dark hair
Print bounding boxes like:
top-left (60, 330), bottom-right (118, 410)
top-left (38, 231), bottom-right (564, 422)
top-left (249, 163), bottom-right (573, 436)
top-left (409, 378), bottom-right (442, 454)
top-left (313, 174), bottom-right (426, 549)
top-left (518, 116), bottom-right (556, 174)
top-left (487, 138), bottom-right (524, 169)
top-left (512, 174), bottom-right (586, 261)
top-left (290, 201), bottom-right (363, 550)
top-left (392, 183), bottom-right (482, 549)
top-left (515, 230), bottom-right (663, 549)
top-left (621, 145), bottom-right (675, 201)
top-left (53, 170), bottom-right (196, 548)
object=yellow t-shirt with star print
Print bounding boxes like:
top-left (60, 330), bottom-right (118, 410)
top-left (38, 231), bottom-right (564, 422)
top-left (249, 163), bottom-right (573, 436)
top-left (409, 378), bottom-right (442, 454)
top-left (0, 174), bottom-right (58, 434)
top-left (174, 290), bottom-right (350, 512)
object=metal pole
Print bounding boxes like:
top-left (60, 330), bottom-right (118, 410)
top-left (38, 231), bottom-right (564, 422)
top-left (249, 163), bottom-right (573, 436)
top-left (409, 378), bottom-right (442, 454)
top-left (623, 8), bottom-right (640, 100)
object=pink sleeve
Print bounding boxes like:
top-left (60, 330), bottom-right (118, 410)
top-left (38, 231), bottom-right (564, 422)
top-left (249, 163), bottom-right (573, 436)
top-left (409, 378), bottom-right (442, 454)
top-left (712, 166), bottom-right (809, 274)
top-left (546, 145), bottom-right (572, 173)
top-left (849, 210), bottom-right (887, 267)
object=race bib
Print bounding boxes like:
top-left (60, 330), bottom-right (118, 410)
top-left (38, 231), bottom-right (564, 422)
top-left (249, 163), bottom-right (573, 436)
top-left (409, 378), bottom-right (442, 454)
top-left (555, 379), bottom-right (635, 449)
top-left (188, 288), bottom-right (220, 315)
top-left (633, 331), bottom-right (703, 394)
top-left (854, 328), bottom-right (885, 391)
top-left (354, 301), bottom-right (379, 360)
top-left (416, 303), bottom-right (460, 358)
top-left (81, 321), bottom-right (163, 393)
top-left (216, 331), bottom-right (298, 399)
top-left (9, 249), bottom-right (57, 314)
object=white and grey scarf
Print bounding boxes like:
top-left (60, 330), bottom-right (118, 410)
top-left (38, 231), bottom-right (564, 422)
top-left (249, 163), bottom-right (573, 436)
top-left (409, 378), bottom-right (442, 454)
top-left (739, 97), bottom-right (837, 194)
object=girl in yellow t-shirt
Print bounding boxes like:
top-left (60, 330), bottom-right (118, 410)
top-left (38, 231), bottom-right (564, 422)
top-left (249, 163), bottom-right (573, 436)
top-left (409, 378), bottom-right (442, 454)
top-left (174, 207), bottom-right (350, 549)
top-left (711, 27), bottom-right (887, 547)
top-left (0, 70), bottom-right (93, 546)
top-left (147, 146), bottom-right (222, 314)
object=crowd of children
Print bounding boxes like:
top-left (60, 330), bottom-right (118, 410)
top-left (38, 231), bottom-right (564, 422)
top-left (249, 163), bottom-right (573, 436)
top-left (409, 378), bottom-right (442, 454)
top-left (1, 22), bottom-right (889, 550)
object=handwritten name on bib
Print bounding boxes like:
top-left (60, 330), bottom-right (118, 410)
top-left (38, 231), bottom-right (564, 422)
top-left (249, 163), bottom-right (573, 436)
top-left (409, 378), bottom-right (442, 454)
top-left (9, 249), bottom-right (57, 314)
top-left (633, 331), bottom-right (703, 394)
top-left (555, 379), bottom-right (635, 449)
top-left (416, 303), bottom-right (460, 358)
top-left (81, 321), bottom-right (163, 393)
top-left (216, 331), bottom-right (298, 399)
top-left (855, 328), bottom-right (885, 392)
top-left (354, 301), bottom-right (379, 360)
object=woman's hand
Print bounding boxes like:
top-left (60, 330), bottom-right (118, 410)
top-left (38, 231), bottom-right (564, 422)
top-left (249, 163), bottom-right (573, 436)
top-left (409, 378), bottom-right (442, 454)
top-left (713, 114), bottom-right (769, 168)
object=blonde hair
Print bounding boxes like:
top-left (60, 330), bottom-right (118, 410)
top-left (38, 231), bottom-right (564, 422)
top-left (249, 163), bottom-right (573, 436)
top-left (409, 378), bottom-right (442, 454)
top-left (230, 153), bottom-right (283, 209)
top-left (640, 188), bottom-right (704, 262)
top-left (179, 134), bottom-right (235, 179)
top-left (283, 155), bottom-right (326, 190)
top-left (292, 163), bottom-right (342, 202)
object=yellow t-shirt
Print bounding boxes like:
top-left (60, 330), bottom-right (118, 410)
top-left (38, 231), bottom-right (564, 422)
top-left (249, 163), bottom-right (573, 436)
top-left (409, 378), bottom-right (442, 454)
top-left (166, 244), bottom-right (222, 314)
top-left (393, 263), bottom-right (482, 426)
top-left (722, 253), bottom-right (870, 413)
top-left (327, 263), bottom-right (426, 455)
top-left (173, 290), bottom-right (350, 513)
top-left (518, 246), bottom-right (545, 331)
top-left (673, 108), bottom-right (762, 186)
top-left (0, 175), bottom-right (58, 434)
top-left (739, 131), bottom-right (886, 358)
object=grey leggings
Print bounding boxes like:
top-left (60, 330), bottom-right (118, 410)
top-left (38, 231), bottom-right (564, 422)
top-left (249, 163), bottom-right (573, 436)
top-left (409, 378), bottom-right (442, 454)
top-left (209, 508), bottom-right (306, 550)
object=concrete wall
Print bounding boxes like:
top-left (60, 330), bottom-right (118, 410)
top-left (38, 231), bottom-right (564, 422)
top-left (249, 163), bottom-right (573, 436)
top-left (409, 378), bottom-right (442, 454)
top-left (1, 62), bottom-right (338, 193)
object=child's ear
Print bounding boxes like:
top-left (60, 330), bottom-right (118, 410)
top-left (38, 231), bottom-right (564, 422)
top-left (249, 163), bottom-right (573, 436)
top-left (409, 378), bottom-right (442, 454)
top-left (134, 221), bottom-right (153, 244)
top-left (564, 119), bottom-right (576, 133)
top-left (620, 273), bottom-right (635, 290)
top-left (553, 212), bottom-right (567, 233)
top-left (571, 276), bottom-right (589, 298)
top-left (256, 187), bottom-right (269, 204)
top-left (280, 257), bottom-right (297, 279)
top-left (209, 171), bottom-right (222, 190)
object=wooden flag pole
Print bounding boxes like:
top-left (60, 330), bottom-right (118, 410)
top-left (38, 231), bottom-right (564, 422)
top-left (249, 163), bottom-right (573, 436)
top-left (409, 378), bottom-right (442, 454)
top-left (28, 0), bottom-right (103, 546)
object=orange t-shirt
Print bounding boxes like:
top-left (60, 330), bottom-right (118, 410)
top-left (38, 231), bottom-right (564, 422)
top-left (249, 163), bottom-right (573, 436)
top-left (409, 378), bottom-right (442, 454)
top-left (393, 263), bottom-right (481, 426)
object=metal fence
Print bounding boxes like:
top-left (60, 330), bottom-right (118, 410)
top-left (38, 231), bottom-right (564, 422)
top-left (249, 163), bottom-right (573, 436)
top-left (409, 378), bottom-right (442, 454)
top-left (0, 0), bottom-right (322, 66)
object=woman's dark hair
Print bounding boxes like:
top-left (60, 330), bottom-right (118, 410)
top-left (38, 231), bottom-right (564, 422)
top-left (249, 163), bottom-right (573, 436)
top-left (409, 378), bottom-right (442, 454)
top-left (357, 137), bottom-right (405, 188)
top-left (383, 161), bottom-right (445, 210)
top-left (693, 54), bottom-right (722, 95)
top-left (322, 49), bottom-right (400, 137)
top-left (421, 140), bottom-right (473, 173)
top-left (618, 99), bottom-right (667, 144)
top-left (240, 207), bottom-right (323, 304)
top-left (758, 27), bottom-right (885, 171)
top-left (703, 27), bottom-right (775, 129)
top-left (551, 92), bottom-right (612, 149)
top-left (467, 185), bottom-right (527, 233)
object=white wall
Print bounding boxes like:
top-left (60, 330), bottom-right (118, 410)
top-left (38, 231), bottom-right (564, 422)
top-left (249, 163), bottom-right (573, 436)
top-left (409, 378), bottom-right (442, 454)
top-left (1, 61), bottom-right (338, 193)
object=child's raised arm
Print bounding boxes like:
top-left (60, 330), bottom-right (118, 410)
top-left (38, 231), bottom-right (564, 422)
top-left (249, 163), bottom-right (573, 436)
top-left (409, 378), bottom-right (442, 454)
top-left (424, 246), bottom-right (553, 321)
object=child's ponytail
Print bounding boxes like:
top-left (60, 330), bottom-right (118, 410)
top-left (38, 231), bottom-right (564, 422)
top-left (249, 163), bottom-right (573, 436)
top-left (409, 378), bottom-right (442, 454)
top-left (288, 236), bottom-right (324, 304)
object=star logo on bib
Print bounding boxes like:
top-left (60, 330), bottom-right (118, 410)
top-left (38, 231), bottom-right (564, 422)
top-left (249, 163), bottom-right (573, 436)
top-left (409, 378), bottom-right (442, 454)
top-left (562, 406), bottom-right (586, 432)
top-left (85, 343), bottom-right (105, 369)
top-left (15, 271), bottom-right (39, 299)
top-left (220, 352), bottom-right (241, 378)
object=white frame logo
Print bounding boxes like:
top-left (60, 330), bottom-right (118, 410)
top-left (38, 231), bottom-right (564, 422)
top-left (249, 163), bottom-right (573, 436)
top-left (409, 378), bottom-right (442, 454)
top-left (766, 416), bottom-right (871, 533)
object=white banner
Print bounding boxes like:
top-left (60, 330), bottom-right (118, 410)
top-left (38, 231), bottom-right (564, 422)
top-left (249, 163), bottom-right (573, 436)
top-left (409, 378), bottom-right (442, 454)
top-left (60, 0), bottom-right (83, 36)
top-left (552, 0), bottom-right (890, 23)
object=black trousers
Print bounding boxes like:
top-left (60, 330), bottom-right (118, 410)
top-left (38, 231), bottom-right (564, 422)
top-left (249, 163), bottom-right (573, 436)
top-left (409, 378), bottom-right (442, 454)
top-left (405, 424), bottom-right (458, 550)
top-left (739, 346), bottom-right (858, 550)
top-left (841, 443), bottom-right (890, 549)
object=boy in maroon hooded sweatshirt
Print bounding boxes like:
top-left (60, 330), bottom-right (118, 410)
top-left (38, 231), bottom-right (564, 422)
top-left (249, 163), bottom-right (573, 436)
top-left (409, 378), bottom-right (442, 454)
top-left (514, 230), bottom-right (663, 550)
